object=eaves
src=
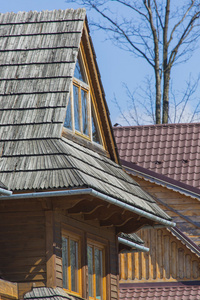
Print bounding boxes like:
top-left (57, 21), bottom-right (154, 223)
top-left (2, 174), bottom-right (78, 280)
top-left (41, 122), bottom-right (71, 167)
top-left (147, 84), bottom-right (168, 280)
top-left (121, 159), bottom-right (200, 202)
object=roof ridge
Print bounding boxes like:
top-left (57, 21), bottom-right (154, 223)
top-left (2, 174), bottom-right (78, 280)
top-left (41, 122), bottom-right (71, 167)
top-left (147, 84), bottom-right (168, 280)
top-left (0, 8), bottom-right (86, 23)
top-left (113, 122), bottom-right (200, 130)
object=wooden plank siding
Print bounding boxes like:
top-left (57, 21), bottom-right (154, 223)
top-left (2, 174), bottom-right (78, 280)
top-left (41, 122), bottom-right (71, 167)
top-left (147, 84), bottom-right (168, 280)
top-left (119, 228), bottom-right (200, 283)
top-left (0, 199), bottom-right (46, 297)
top-left (45, 211), bottom-right (56, 287)
top-left (0, 198), bottom-right (119, 299)
top-left (0, 279), bottom-right (18, 300)
top-left (130, 176), bottom-right (200, 246)
top-left (54, 212), bottom-right (119, 300)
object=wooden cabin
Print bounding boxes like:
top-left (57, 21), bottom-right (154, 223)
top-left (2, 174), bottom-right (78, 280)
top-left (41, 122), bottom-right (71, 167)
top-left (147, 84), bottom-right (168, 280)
top-left (0, 9), bottom-right (173, 300)
top-left (113, 124), bottom-right (200, 297)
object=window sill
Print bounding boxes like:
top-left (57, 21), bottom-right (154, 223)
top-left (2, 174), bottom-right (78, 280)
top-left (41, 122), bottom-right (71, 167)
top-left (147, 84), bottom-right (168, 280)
top-left (62, 128), bottom-right (110, 158)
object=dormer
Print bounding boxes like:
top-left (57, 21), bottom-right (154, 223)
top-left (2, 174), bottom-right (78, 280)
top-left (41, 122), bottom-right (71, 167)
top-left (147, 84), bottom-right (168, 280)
top-left (60, 21), bottom-right (119, 163)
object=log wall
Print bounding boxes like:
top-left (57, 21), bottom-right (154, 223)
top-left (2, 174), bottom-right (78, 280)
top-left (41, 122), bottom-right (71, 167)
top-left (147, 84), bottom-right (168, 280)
top-left (0, 199), bottom-right (46, 298)
top-left (0, 198), bottom-right (119, 300)
top-left (54, 212), bottom-right (119, 300)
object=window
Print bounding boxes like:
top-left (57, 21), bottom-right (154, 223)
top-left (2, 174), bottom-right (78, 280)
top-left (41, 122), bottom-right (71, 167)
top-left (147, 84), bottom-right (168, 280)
top-left (64, 52), bottom-right (102, 145)
top-left (87, 241), bottom-right (106, 300)
top-left (62, 229), bottom-right (106, 300)
top-left (62, 233), bottom-right (82, 295)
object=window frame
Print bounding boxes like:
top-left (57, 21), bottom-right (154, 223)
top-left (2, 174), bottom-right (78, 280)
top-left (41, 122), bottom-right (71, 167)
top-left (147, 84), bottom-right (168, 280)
top-left (87, 239), bottom-right (107, 300)
top-left (63, 49), bottom-right (103, 147)
top-left (62, 230), bottom-right (82, 296)
top-left (61, 226), bottom-right (108, 300)
top-left (71, 77), bottom-right (91, 139)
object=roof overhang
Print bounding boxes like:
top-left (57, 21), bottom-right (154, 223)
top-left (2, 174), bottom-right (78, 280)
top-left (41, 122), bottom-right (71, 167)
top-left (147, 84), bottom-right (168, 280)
top-left (0, 188), bottom-right (175, 233)
top-left (0, 188), bottom-right (175, 229)
top-left (121, 159), bottom-right (200, 201)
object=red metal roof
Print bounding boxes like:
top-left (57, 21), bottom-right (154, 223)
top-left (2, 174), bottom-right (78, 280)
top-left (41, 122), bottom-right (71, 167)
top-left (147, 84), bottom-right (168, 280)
top-left (113, 123), bottom-right (200, 190)
top-left (120, 283), bottom-right (200, 300)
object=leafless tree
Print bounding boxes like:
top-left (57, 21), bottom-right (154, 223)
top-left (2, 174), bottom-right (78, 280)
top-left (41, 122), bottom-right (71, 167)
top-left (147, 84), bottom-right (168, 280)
top-left (117, 75), bottom-right (200, 125)
top-left (67, 0), bottom-right (200, 124)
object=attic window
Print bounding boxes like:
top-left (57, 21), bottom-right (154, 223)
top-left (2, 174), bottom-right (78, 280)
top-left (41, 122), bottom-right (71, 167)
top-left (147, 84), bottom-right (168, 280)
top-left (64, 53), bottom-right (102, 145)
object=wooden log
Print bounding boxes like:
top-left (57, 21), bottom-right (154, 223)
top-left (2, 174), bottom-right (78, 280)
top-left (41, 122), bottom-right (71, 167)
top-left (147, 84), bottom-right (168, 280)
top-left (45, 211), bottom-right (56, 287)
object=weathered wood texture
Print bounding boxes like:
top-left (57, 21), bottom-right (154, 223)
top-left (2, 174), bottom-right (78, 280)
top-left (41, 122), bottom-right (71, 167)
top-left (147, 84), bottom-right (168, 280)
top-left (45, 211), bottom-right (56, 287)
top-left (54, 212), bottom-right (118, 300)
top-left (0, 9), bottom-right (170, 230)
top-left (0, 279), bottom-right (18, 299)
top-left (132, 176), bottom-right (200, 246)
top-left (0, 200), bottom-right (46, 294)
top-left (0, 196), bottom-right (119, 299)
top-left (119, 228), bottom-right (200, 283)
top-left (0, 139), bottom-right (169, 228)
top-left (0, 9), bottom-right (86, 141)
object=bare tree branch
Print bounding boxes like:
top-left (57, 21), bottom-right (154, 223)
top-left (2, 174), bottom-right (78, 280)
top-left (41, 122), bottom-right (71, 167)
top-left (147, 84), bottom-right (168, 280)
top-left (153, 0), bottom-right (164, 29)
top-left (169, 10), bottom-right (200, 66)
top-left (88, 2), bottom-right (155, 67)
top-left (112, 0), bottom-right (149, 21)
top-left (168, 0), bottom-right (195, 47)
top-left (67, 0), bottom-right (200, 124)
top-left (112, 93), bottom-right (131, 125)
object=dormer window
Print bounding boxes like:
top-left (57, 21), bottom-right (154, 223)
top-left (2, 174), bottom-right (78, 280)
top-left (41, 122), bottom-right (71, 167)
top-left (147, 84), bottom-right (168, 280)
top-left (64, 52), bottom-right (102, 145)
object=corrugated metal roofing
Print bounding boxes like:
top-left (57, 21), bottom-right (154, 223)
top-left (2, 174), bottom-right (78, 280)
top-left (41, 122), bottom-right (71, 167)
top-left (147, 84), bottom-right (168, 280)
top-left (120, 284), bottom-right (200, 300)
top-left (113, 123), bottom-right (200, 190)
top-left (0, 9), bottom-right (171, 222)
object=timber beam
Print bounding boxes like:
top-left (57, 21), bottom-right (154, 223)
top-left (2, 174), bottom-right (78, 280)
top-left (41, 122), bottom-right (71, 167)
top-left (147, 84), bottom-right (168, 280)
top-left (116, 218), bottom-right (155, 234)
top-left (67, 199), bottom-right (104, 215)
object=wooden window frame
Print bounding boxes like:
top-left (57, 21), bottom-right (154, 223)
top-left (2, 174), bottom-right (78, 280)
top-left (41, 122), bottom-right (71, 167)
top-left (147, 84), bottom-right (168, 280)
top-left (61, 226), bottom-right (109, 300)
top-left (62, 230), bottom-right (82, 297)
top-left (63, 49), bottom-right (103, 146)
top-left (71, 78), bottom-right (91, 140)
top-left (87, 239), bottom-right (107, 300)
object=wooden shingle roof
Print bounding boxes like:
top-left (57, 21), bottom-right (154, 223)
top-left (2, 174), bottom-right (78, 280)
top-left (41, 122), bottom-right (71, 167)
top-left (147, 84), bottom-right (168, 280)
top-left (0, 179), bottom-right (7, 190)
top-left (0, 9), bottom-right (172, 223)
top-left (0, 138), bottom-right (169, 219)
top-left (24, 287), bottom-right (79, 300)
top-left (0, 9), bottom-right (85, 141)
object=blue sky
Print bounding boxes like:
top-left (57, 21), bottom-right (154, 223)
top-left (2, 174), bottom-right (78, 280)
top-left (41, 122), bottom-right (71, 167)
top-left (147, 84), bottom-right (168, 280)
top-left (1, 1), bottom-right (200, 125)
